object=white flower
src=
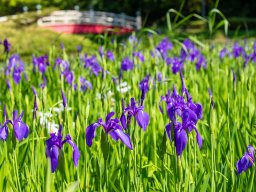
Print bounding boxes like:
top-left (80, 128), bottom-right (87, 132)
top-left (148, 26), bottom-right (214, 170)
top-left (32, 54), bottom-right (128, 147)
top-left (116, 81), bottom-right (131, 93)
top-left (50, 103), bottom-right (72, 113)
top-left (47, 122), bottom-right (59, 134)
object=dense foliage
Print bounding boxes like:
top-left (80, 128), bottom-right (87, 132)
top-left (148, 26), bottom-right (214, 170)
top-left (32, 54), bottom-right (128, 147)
top-left (0, 33), bottom-right (255, 191)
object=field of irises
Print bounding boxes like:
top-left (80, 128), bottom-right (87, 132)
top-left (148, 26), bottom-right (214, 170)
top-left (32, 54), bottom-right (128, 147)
top-left (0, 34), bottom-right (255, 191)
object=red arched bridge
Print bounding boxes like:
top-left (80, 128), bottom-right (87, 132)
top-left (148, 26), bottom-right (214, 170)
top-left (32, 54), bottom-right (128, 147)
top-left (37, 10), bottom-right (141, 34)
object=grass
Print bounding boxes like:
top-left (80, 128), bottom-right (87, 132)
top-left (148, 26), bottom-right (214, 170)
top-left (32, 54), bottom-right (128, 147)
top-left (0, 21), bottom-right (96, 62)
top-left (0, 29), bottom-right (255, 192)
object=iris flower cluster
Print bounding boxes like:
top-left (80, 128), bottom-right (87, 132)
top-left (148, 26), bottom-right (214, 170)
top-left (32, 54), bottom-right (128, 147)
top-left (166, 57), bottom-right (184, 74)
top-left (160, 39), bottom-right (207, 74)
top-left (159, 73), bottom-right (203, 156)
top-left (219, 41), bottom-right (256, 68)
top-left (232, 42), bottom-right (245, 58)
top-left (180, 39), bottom-right (207, 71)
top-left (54, 58), bottom-right (69, 71)
top-left (83, 54), bottom-right (102, 76)
top-left (156, 37), bottom-right (173, 60)
top-left (133, 51), bottom-right (145, 62)
top-left (98, 46), bottom-right (115, 61)
top-left (33, 55), bottom-right (50, 74)
top-left (121, 57), bottom-right (134, 71)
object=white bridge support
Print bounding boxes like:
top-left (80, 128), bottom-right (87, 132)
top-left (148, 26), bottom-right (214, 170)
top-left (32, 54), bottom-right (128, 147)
top-left (37, 10), bottom-right (142, 31)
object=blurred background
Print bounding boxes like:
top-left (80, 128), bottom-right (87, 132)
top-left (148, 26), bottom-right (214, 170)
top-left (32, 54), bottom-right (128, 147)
top-left (0, 0), bottom-right (256, 59)
top-left (0, 0), bottom-right (256, 27)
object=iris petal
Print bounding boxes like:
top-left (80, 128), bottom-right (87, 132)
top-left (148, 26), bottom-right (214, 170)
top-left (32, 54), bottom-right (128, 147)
top-left (86, 123), bottom-right (100, 146)
top-left (0, 124), bottom-right (8, 141)
top-left (13, 121), bottom-right (29, 141)
top-left (174, 128), bottom-right (187, 156)
top-left (66, 136), bottom-right (80, 167)
top-left (165, 123), bottom-right (172, 141)
top-left (106, 112), bottom-right (115, 123)
top-left (120, 113), bottom-right (127, 129)
top-left (110, 129), bottom-right (133, 150)
top-left (136, 110), bottom-right (149, 131)
top-left (49, 145), bottom-right (59, 172)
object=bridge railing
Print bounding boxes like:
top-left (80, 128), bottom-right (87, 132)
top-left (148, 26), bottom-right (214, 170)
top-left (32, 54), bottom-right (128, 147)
top-left (38, 10), bottom-right (141, 30)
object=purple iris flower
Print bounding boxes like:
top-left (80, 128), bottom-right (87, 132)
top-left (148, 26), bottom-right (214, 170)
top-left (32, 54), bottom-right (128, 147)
top-left (0, 121), bottom-right (9, 141)
top-left (133, 52), bottom-right (145, 62)
top-left (165, 122), bottom-right (188, 156)
top-left (196, 54), bottom-right (207, 70)
top-left (86, 112), bottom-right (132, 149)
top-left (128, 35), bottom-right (138, 46)
top-left (60, 43), bottom-right (65, 50)
top-left (40, 76), bottom-right (47, 89)
top-left (150, 49), bottom-right (162, 59)
top-left (62, 68), bottom-right (74, 85)
top-left (83, 55), bottom-right (102, 76)
top-left (106, 51), bottom-right (114, 61)
top-left (12, 66), bottom-right (23, 84)
top-left (99, 46), bottom-right (104, 58)
top-left (139, 75), bottom-right (150, 103)
top-left (77, 45), bottom-right (82, 53)
top-left (159, 87), bottom-right (184, 121)
top-left (6, 79), bottom-right (11, 90)
top-left (54, 58), bottom-right (69, 71)
top-left (251, 52), bottom-right (256, 63)
top-left (120, 98), bottom-right (149, 131)
top-left (157, 72), bottom-right (163, 82)
top-left (160, 74), bottom-right (203, 156)
top-left (61, 90), bottom-right (67, 108)
top-left (180, 48), bottom-right (187, 61)
top-left (180, 39), bottom-right (207, 70)
top-left (165, 57), bottom-right (172, 65)
top-left (80, 77), bottom-right (92, 92)
top-left (3, 38), bottom-right (11, 53)
top-left (3, 105), bottom-right (6, 120)
top-left (156, 38), bottom-right (173, 59)
top-left (183, 39), bottom-right (195, 50)
top-left (121, 57), bottom-right (134, 71)
top-left (32, 86), bottom-right (37, 96)
top-left (33, 55), bottom-right (49, 74)
top-left (46, 125), bottom-right (80, 172)
top-left (219, 48), bottom-right (228, 59)
top-left (170, 57), bottom-right (184, 74)
top-left (6, 54), bottom-right (24, 84)
top-left (0, 110), bottom-right (29, 141)
top-left (0, 106), bottom-right (9, 141)
top-left (232, 42), bottom-right (244, 58)
top-left (188, 48), bottom-right (201, 62)
top-left (139, 75), bottom-right (150, 93)
top-left (236, 145), bottom-right (254, 175)
top-left (12, 110), bottom-right (29, 141)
